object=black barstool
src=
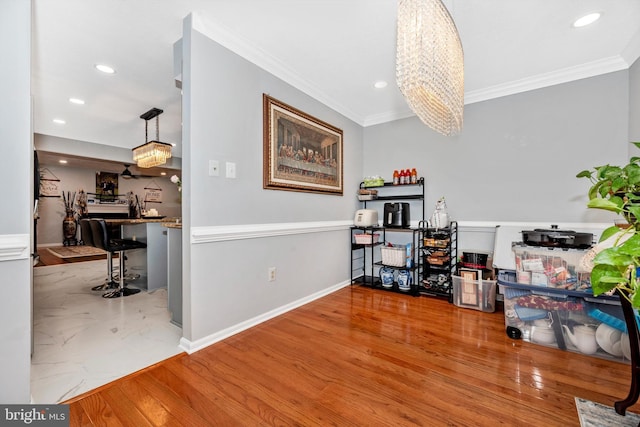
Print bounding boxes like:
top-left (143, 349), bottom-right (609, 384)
top-left (90, 219), bottom-right (147, 298)
top-left (79, 218), bottom-right (93, 247)
top-left (80, 218), bottom-right (117, 291)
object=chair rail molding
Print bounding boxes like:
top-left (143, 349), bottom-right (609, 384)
top-left (0, 234), bottom-right (30, 262)
top-left (191, 220), bottom-right (352, 244)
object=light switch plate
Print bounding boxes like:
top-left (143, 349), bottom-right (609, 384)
top-left (226, 161), bottom-right (236, 178)
top-left (209, 160), bottom-right (219, 176)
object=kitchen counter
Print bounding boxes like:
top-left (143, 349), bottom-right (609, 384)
top-left (164, 225), bottom-right (182, 327)
top-left (105, 217), bottom-right (180, 225)
top-left (161, 221), bottom-right (182, 229)
top-left (109, 221), bottom-right (171, 291)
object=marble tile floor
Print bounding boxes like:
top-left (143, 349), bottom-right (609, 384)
top-left (32, 260), bottom-right (183, 404)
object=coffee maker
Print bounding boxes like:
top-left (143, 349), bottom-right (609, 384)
top-left (383, 203), bottom-right (410, 228)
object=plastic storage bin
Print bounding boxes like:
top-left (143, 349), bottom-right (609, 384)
top-left (512, 243), bottom-right (591, 291)
top-left (452, 276), bottom-right (497, 312)
top-left (499, 276), bottom-right (629, 363)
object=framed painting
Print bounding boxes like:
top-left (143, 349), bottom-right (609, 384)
top-left (263, 94), bottom-right (343, 195)
top-left (95, 172), bottom-right (118, 202)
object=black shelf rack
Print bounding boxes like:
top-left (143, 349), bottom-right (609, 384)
top-left (358, 177), bottom-right (425, 220)
top-left (350, 226), bottom-right (422, 296)
top-left (418, 220), bottom-right (458, 301)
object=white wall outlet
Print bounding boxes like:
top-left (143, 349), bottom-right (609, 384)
top-left (268, 267), bottom-right (276, 282)
top-left (208, 160), bottom-right (219, 176)
top-left (226, 161), bottom-right (236, 178)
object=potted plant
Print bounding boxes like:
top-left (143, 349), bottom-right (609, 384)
top-left (577, 142), bottom-right (640, 415)
top-left (576, 142), bottom-right (640, 306)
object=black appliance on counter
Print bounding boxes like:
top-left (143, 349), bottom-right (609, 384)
top-left (383, 202), bottom-right (410, 228)
top-left (521, 225), bottom-right (593, 249)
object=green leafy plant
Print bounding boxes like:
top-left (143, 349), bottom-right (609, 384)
top-left (577, 142), bottom-right (640, 307)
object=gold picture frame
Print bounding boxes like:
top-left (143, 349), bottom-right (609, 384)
top-left (263, 94), bottom-right (343, 195)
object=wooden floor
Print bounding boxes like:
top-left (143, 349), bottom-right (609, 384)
top-left (64, 285), bottom-right (640, 426)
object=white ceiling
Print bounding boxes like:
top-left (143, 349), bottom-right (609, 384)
top-left (32, 0), bottom-right (640, 163)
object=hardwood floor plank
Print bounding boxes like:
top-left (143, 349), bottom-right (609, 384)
top-left (131, 372), bottom-right (215, 427)
top-left (161, 357), bottom-right (279, 425)
top-left (147, 365), bottom-right (244, 426)
top-left (67, 401), bottom-right (93, 427)
top-left (210, 342), bottom-right (358, 426)
top-left (77, 393), bottom-right (124, 427)
top-left (116, 377), bottom-right (184, 426)
top-left (183, 353), bottom-right (304, 426)
top-left (101, 386), bottom-right (154, 427)
top-left (68, 285), bottom-right (640, 426)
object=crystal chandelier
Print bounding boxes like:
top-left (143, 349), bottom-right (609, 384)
top-left (132, 108), bottom-right (173, 168)
top-left (396, 0), bottom-right (464, 136)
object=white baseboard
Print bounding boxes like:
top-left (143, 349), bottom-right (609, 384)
top-left (179, 279), bottom-right (351, 354)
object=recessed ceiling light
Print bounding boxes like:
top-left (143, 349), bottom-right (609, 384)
top-left (58, 160), bottom-right (68, 164)
top-left (52, 118), bottom-right (66, 124)
top-left (69, 98), bottom-right (85, 105)
top-left (95, 64), bottom-right (116, 74)
top-left (374, 81), bottom-right (388, 89)
top-left (573, 12), bottom-right (601, 28)
top-left (160, 172), bottom-right (167, 176)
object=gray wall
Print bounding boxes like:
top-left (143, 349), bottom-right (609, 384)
top-left (630, 56), bottom-right (640, 144)
top-left (364, 71), bottom-right (630, 225)
top-left (181, 17), bottom-right (363, 345)
top-left (0, 0), bottom-right (32, 403)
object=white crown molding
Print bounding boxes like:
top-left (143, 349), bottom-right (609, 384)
top-left (191, 220), bottom-right (352, 244)
top-left (190, 12), bottom-right (633, 127)
top-left (621, 28), bottom-right (640, 67)
top-left (465, 56), bottom-right (630, 105)
top-left (0, 234), bottom-right (30, 262)
top-left (179, 280), bottom-right (351, 354)
top-left (361, 55), bottom-right (632, 126)
top-left (363, 109), bottom-right (416, 127)
top-left (191, 13), bottom-right (365, 125)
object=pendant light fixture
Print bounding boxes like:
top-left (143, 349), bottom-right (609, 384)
top-left (132, 107), bottom-right (173, 168)
top-left (396, 0), bottom-right (464, 136)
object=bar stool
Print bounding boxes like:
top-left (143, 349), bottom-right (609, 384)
top-left (80, 218), bottom-right (117, 291)
top-left (90, 219), bottom-right (147, 298)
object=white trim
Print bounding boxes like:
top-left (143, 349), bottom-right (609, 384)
top-left (0, 234), bottom-right (30, 261)
top-left (191, 13), bottom-right (364, 126)
top-left (179, 280), bottom-right (351, 354)
top-left (621, 28), bottom-right (640, 67)
top-left (191, 220), bottom-right (352, 244)
top-left (363, 109), bottom-right (416, 127)
top-left (465, 56), bottom-right (629, 105)
top-left (189, 12), bottom-right (635, 128)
